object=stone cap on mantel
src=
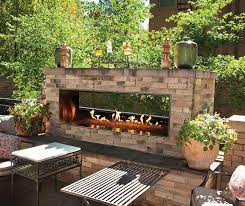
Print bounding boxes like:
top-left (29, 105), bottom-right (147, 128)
top-left (229, 115), bottom-right (245, 133)
top-left (229, 115), bottom-right (245, 122)
top-left (43, 68), bottom-right (217, 79)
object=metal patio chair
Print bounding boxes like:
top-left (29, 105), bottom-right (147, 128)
top-left (191, 165), bottom-right (245, 206)
top-left (0, 132), bottom-right (21, 177)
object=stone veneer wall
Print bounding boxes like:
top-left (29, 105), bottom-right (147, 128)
top-left (44, 68), bottom-right (216, 157)
top-left (58, 152), bottom-right (215, 206)
top-left (222, 115), bottom-right (245, 188)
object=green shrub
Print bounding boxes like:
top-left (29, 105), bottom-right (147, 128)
top-left (9, 100), bottom-right (50, 130)
top-left (177, 113), bottom-right (237, 151)
top-left (197, 55), bottom-right (245, 116)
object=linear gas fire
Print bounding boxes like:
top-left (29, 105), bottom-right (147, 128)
top-left (59, 90), bottom-right (169, 137)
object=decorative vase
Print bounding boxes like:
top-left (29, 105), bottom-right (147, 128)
top-left (174, 37), bottom-right (198, 69)
top-left (182, 139), bottom-right (219, 170)
top-left (55, 44), bottom-right (72, 68)
top-left (161, 39), bottom-right (171, 69)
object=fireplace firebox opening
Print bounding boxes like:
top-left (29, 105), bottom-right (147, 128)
top-left (59, 90), bottom-right (169, 137)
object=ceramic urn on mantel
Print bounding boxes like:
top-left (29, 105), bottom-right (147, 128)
top-left (174, 37), bottom-right (198, 69)
top-left (161, 39), bottom-right (171, 69)
top-left (55, 44), bottom-right (72, 68)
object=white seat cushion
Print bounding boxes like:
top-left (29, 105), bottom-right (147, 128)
top-left (0, 161), bottom-right (12, 171)
top-left (193, 187), bottom-right (232, 206)
top-left (0, 160), bottom-right (12, 176)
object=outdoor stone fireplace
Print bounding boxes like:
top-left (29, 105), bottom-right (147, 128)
top-left (44, 68), bottom-right (216, 157)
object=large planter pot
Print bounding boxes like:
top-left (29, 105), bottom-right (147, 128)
top-left (182, 139), bottom-right (219, 170)
top-left (15, 117), bottom-right (46, 136)
top-left (174, 37), bottom-right (198, 69)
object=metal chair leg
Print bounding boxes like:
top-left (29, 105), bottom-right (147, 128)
top-left (82, 198), bottom-right (90, 206)
top-left (37, 180), bottom-right (39, 206)
top-left (55, 174), bottom-right (58, 191)
top-left (11, 173), bottom-right (14, 201)
top-left (79, 164), bottom-right (82, 179)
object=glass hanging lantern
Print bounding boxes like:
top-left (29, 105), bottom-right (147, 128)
top-left (123, 40), bottom-right (132, 56)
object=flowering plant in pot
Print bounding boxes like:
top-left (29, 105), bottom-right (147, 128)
top-left (177, 113), bottom-right (237, 170)
top-left (9, 100), bottom-right (51, 136)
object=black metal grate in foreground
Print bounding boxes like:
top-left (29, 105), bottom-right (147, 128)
top-left (61, 161), bottom-right (167, 206)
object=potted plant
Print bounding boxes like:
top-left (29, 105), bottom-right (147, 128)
top-left (9, 100), bottom-right (51, 136)
top-left (177, 113), bottom-right (237, 170)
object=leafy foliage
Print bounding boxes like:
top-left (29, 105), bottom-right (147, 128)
top-left (196, 55), bottom-right (245, 116)
top-left (82, 0), bottom-right (164, 67)
top-left (0, 0), bottom-right (244, 117)
top-left (1, 0), bottom-right (88, 98)
top-left (166, 0), bottom-right (245, 56)
top-left (1, 0), bottom-right (164, 98)
top-left (9, 100), bottom-right (50, 130)
top-left (164, 0), bottom-right (245, 114)
top-left (0, 0), bottom-right (33, 73)
top-left (177, 113), bottom-right (237, 151)
top-left (79, 91), bottom-right (169, 116)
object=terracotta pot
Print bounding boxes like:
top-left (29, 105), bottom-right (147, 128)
top-left (182, 139), bottom-right (219, 170)
top-left (15, 117), bottom-right (46, 137)
top-left (15, 121), bottom-right (29, 136)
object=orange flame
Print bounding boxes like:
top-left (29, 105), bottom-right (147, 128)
top-left (90, 110), bottom-right (153, 125)
top-left (60, 98), bottom-right (76, 122)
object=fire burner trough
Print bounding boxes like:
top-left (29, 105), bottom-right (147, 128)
top-left (59, 90), bottom-right (169, 137)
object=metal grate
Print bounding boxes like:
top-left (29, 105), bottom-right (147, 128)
top-left (61, 161), bottom-right (167, 206)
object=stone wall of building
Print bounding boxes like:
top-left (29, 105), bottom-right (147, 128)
top-left (222, 115), bottom-right (245, 188)
top-left (58, 151), bottom-right (209, 206)
top-left (44, 68), bottom-right (216, 158)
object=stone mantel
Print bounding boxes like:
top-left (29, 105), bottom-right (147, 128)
top-left (44, 67), bottom-right (216, 79)
top-left (43, 68), bottom-right (216, 158)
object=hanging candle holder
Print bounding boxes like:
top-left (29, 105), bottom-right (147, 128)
top-left (95, 49), bottom-right (103, 67)
top-left (123, 40), bottom-right (132, 68)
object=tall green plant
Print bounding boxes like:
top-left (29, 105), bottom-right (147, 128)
top-left (197, 55), bottom-right (245, 116)
top-left (2, 0), bottom-right (88, 98)
top-left (0, 0), bottom-right (34, 76)
top-left (166, 0), bottom-right (245, 56)
top-left (82, 0), bottom-right (163, 67)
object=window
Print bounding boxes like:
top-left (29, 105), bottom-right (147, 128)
top-left (177, 0), bottom-right (191, 10)
top-left (159, 0), bottom-right (176, 7)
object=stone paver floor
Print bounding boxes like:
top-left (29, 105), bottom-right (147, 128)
top-left (0, 176), bottom-right (90, 206)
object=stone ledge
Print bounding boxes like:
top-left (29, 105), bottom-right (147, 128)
top-left (229, 115), bottom-right (245, 133)
top-left (44, 68), bottom-right (217, 79)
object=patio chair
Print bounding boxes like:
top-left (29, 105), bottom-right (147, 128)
top-left (191, 165), bottom-right (245, 206)
top-left (0, 115), bottom-right (16, 135)
top-left (0, 132), bottom-right (21, 177)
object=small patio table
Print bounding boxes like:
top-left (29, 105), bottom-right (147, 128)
top-left (11, 142), bottom-right (82, 206)
top-left (61, 161), bottom-right (168, 206)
